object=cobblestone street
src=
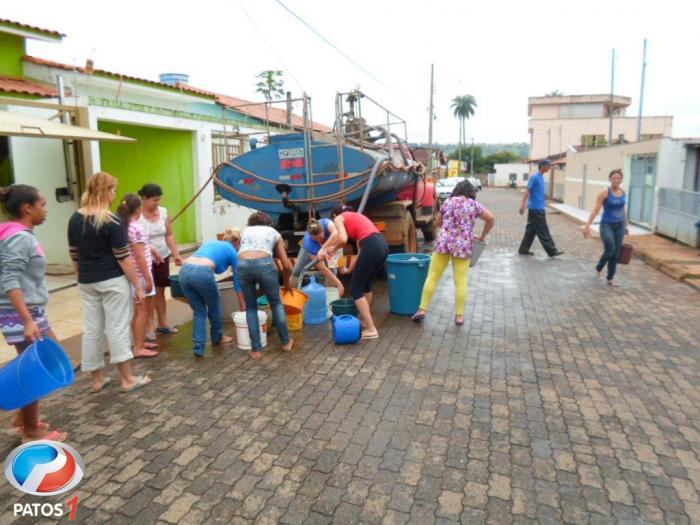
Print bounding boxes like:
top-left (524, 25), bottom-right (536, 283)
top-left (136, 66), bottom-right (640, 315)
top-left (2, 188), bottom-right (699, 524)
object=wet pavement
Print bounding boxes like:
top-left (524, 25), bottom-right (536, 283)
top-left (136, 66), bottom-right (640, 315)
top-left (1, 188), bottom-right (699, 524)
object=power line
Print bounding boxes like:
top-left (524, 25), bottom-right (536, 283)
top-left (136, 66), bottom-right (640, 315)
top-left (237, 0), bottom-right (306, 93)
top-left (271, 0), bottom-right (425, 113)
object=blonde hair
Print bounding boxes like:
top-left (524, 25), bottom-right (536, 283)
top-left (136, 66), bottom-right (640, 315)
top-left (223, 227), bottom-right (241, 243)
top-left (79, 172), bottom-right (118, 229)
top-left (307, 219), bottom-right (323, 236)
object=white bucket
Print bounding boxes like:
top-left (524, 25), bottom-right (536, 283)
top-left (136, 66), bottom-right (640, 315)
top-left (232, 311), bottom-right (268, 350)
top-left (470, 239), bottom-right (487, 267)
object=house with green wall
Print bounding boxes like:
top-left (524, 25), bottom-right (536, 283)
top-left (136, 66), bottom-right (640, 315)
top-left (0, 18), bottom-right (328, 271)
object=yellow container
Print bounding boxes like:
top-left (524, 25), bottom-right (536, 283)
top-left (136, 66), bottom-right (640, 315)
top-left (287, 312), bottom-right (303, 331)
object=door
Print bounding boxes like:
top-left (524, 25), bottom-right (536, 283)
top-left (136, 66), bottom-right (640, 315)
top-left (629, 155), bottom-right (656, 225)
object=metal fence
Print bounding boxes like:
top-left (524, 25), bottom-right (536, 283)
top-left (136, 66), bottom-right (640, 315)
top-left (656, 188), bottom-right (700, 247)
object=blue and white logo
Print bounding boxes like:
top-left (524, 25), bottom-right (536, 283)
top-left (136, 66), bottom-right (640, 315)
top-left (4, 440), bottom-right (85, 496)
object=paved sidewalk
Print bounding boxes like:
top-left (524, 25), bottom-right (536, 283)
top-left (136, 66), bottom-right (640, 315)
top-left (1, 189), bottom-right (699, 524)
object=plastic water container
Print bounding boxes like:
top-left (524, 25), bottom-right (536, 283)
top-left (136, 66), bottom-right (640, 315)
top-left (287, 312), bottom-right (303, 331)
top-left (301, 276), bottom-right (327, 325)
top-left (0, 338), bottom-right (74, 410)
top-left (232, 311), bottom-right (268, 350)
top-left (386, 253), bottom-right (431, 315)
top-left (332, 315), bottom-right (361, 345)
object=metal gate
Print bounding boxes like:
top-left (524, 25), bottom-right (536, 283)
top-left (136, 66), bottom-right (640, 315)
top-left (656, 188), bottom-right (700, 247)
top-left (629, 155), bottom-right (656, 226)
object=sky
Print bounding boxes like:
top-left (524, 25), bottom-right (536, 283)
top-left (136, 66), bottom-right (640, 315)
top-left (4, 0), bottom-right (699, 144)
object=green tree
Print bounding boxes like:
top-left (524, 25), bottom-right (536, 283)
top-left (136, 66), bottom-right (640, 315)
top-left (451, 95), bottom-right (477, 173)
top-left (546, 90), bottom-right (563, 96)
top-left (483, 150), bottom-right (524, 173)
top-left (448, 145), bottom-right (485, 173)
top-left (255, 70), bottom-right (285, 101)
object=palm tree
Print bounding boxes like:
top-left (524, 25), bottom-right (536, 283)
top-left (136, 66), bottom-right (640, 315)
top-left (451, 95), bottom-right (477, 173)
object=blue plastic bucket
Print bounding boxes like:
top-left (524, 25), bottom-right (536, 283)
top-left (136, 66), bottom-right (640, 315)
top-left (0, 339), bottom-right (74, 410)
top-left (332, 315), bottom-right (361, 345)
top-left (386, 253), bottom-right (431, 315)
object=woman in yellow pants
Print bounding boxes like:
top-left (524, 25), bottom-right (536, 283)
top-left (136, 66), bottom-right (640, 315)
top-left (412, 180), bottom-right (495, 325)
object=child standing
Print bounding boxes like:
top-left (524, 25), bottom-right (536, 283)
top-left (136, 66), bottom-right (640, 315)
top-left (0, 184), bottom-right (68, 442)
top-left (118, 193), bottom-right (158, 358)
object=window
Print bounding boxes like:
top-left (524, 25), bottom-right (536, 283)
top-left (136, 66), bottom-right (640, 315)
top-left (211, 134), bottom-right (244, 200)
top-left (0, 137), bottom-right (14, 188)
top-left (509, 173), bottom-right (517, 183)
top-left (581, 134), bottom-right (607, 147)
top-left (523, 173), bottom-right (529, 181)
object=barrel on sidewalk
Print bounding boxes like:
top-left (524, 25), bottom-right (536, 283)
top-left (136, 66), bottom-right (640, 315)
top-left (386, 253), bottom-right (431, 315)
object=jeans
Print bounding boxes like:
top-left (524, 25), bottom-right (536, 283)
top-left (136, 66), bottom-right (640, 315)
top-left (519, 209), bottom-right (559, 256)
top-left (237, 258), bottom-right (290, 352)
top-left (178, 264), bottom-right (222, 356)
top-left (596, 222), bottom-right (625, 281)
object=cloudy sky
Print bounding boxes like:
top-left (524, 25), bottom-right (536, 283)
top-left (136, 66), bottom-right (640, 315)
top-left (5, 0), bottom-right (699, 144)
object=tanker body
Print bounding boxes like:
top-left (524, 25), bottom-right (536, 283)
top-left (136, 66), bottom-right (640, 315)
top-left (214, 91), bottom-right (437, 254)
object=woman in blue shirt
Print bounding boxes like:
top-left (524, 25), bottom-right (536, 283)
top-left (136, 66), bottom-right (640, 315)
top-left (179, 228), bottom-right (244, 356)
top-left (583, 169), bottom-right (628, 286)
top-left (291, 219), bottom-right (344, 296)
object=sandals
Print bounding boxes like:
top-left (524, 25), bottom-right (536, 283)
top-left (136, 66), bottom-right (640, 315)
top-left (247, 350), bottom-right (263, 360)
top-left (411, 312), bottom-right (426, 322)
top-left (133, 349), bottom-right (158, 359)
top-left (15, 421), bottom-right (50, 434)
top-left (145, 331), bottom-right (157, 341)
top-left (90, 377), bottom-right (112, 393)
top-left (21, 429), bottom-right (68, 444)
top-left (120, 374), bottom-right (151, 393)
top-left (143, 342), bottom-right (159, 350)
top-left (282, 338), bottom-right (295, 352)
top-left (156, 326), bottom-right (178, 334)
top-left (455, 316), bottom-right (465, 326)
top-left (361, 330), bottom-right (379, 340)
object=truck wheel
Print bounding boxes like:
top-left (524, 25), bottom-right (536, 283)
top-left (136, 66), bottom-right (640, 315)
top-left (421, 221), bottom-right (435, 242)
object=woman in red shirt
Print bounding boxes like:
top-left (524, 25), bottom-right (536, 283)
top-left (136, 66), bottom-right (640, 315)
top-left (318, 205), bottom-right (389, 340)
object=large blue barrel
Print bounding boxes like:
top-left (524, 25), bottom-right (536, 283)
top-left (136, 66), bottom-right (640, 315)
top-left (386, 253), bottom-right (431, 315)
top-left (302, 276), bottom-right (327, 325)
top-left (0, 339), bottom-right (74, 410)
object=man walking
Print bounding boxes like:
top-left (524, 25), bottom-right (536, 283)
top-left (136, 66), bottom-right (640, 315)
top-left (518, 160), bottom-right (564, 257)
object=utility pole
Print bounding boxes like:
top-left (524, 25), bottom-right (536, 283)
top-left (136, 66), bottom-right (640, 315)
top-left (609, 49), bottom-right (615, 144)
top-left (427, 64), bottom-right (434, 173)
top-left (637, 39), bottom-right (647, 141)
top-left (470, 137), bottom-right (474, 177)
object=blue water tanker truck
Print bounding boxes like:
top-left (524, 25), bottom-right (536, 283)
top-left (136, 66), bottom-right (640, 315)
top-left (214, 90), bottom-right (437, 255)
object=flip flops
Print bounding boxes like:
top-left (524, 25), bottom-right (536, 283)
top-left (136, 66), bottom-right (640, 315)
top-left (120, 375), bottom-right (151, 393)
top-left (361, 330), bottom-right (379, 340)
top-left (90, 377), bottom-right (112, 393)
top-left (156, 326), bottom-right (178, 334)
top-left (133, 349), bottom-right (158, 359)
top-left (411, 312), bottom-right (426, 322)
top-left (282, 338), bottom-right (295, 352)
top-left (21, 429), bottom-right (68, 444)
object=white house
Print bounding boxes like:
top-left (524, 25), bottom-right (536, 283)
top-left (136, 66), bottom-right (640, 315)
top-left (491, 163), bottom-right (530, 187)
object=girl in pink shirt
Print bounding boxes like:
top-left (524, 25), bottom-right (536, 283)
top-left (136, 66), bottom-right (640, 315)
top-left (118, 193), bottom-right (158, 358)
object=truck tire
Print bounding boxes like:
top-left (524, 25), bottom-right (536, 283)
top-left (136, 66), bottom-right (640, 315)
top-left (421, 221), bottom-right (435, 242)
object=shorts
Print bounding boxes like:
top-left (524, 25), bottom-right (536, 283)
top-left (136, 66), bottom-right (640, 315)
top-left (132, 277), bottom-right (157, 298)
top-left (151, 256), bottom-right (171, 288)
top-left (350, 234), bottom-right (389, 299)
top-left (0, 306), bottom-right (50, 345)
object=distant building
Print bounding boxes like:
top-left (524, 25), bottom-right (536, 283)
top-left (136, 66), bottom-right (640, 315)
top-left (528, 94), bottom-right (673, 160)
top-left (491, 163), bottom-right (530, 187)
